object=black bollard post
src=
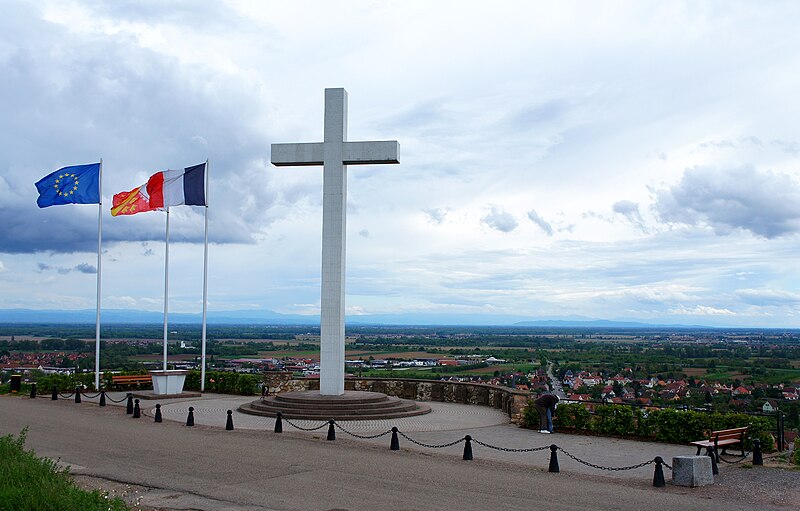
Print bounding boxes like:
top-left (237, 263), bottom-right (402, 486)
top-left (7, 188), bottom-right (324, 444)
top-left (777, 411), bottom-right (785, 452)
top-left (99, 391), bottom-right (106, 407)
top-left (548, 444), bottom-right (560, 473)
top-left (653, 457), bottom-right (666, 487)
top-left (274, 412), bottom-right (283, 433)
top-left (463, 435), bottom-right (473, 461)
top-left (327, 420), bottom-right (336, 441)
top-left (705, 445), bottom-right (718, 475)
top-left (226, 410), bottom-right (234, 431)
top-left (126, 393), bottom-right (134, 414)
top-left (74, 387), bottom-right (82, 404)
top-left (186, 406), bottom-right (195, 427)
top-left (154, 404), bottom-right (162, 423)
top-left (52, 385), bottom-right (58, 400)
top-left (752, 439), bottom-right (763, 466)
top-left (30, 383), bottom-right (37, 399)
top-left (132, 399), bottom-right (141, 418)
top-left (390, 427), bottom-right (400, 451)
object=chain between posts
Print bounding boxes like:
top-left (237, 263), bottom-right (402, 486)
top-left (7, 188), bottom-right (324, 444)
top-left (471, 438), bottom-right (551, 453)
top-left (396, 430), bottom-right (465, 449)
top-left (57, 391), bottom-right (76, 399)
top-left (281, 417), bottom-right (330, 432)
top-left (105, 393), bottom-right (131, 403)
top-left (81, 391), bottom-right (103, 399)
top-left (557, 447), bottom-right (666, 472)
top-left (334, 423), bottom-right (392, 440)
top-left (718, 452), bottom-right (751, 464)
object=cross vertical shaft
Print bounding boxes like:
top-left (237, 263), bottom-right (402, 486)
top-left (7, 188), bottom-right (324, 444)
top-left (271, 88), bottom-right (399, 396)
top-left (321, 89), bottom-right (348, 395)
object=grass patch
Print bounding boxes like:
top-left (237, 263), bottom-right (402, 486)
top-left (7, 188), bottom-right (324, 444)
top-left (0, 428), bottom-right (129, 511)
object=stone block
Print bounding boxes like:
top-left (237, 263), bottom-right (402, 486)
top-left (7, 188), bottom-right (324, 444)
top-left (672, 456), bottom-right (714, 487)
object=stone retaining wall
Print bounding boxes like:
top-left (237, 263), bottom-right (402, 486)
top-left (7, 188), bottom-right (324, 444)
top-left (266, 374), bottom-right (530, 424)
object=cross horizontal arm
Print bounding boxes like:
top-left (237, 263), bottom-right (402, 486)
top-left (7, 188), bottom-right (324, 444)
top-left (343, 141), bottom-right (400, 165)
top-left (271, 142), bottom-right (324, 166)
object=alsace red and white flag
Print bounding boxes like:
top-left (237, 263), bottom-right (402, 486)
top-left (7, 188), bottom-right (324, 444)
top-left (111, 162), bottom-right (206, 216)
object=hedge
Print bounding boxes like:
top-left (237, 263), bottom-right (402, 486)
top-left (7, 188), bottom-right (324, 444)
top-left (184, 370), bottom-right (259, 395)
top-left (525, 402), bottom-right (776, 452)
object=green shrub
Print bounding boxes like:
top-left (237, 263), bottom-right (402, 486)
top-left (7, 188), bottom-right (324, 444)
top-left (793, 438), bottom-right (800, 465)
top-left (522, 400), bottom-right (539, 429)
top-left (552, 403), bottom-right (591, 430)
top-left (592, 405), bottom-right (636, 436)
top-left (0, 428), bottom-right (129, 510)
top-left (184, 370), bottom-right (258, 395)
top-left (544, 402), bottom-right (778, 452)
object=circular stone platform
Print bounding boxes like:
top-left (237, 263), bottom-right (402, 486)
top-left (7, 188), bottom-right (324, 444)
top-left (238, 390), bottom-right (431, 421)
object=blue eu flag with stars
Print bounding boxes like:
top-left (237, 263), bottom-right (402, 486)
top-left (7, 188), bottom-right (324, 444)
top-left (35, 163), bottom-right (101, 207)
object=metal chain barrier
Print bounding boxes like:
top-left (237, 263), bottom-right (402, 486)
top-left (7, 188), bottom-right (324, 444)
top-left (57, 391), bottom-right (76, 399)
top-left (81, 391), bottom-right (103, 399)
top-left (281, 417), bottom-right (330, 432)
top-left (334, 423), bottom-right (392, 440)
top-left (396, 430), bottom-right (465, 449)
top-left (557, 447), bottom-right (665, 472)
top-left (106, 393), bottom-right (131, 403)
top-left (718, 452), bottom-right (751, 464)
top-left (471, 438), bottom-right (551, 453)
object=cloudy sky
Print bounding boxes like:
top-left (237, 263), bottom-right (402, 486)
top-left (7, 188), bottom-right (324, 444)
top-left (1, 1), bottom-right (799, 327)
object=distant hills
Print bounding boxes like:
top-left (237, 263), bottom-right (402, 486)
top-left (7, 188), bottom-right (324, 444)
top-left (0, 307), bottom-right (715, 328)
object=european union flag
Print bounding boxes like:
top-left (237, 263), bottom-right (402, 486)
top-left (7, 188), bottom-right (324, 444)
top-left (35, 163), bottom-right (101, 208)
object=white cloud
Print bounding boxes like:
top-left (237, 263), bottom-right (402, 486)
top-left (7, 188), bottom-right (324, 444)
top-left (736, 289), bottom-right (800, 306)
top-left (423, 208), bottom-right (448, 225)
top-left (527, 209), bottom-right (553, 236)
top-left (482, 207), bottom-right (518, 233)
top-left (668, 305), bottom-right (736, 316)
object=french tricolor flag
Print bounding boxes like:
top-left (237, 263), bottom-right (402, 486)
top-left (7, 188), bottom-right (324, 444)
top-left (147, 162), bottom-right (207, 208)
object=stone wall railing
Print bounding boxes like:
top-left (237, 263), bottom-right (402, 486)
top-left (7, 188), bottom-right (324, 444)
top-left (266, 374), bottom-right (531, 425)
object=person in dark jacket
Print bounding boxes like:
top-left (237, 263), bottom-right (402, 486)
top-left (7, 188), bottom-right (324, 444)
top-left (534, 393), bottom-right (559, 433)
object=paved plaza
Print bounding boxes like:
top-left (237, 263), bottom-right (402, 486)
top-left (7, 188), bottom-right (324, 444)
top-left (2, 393), bottom-right (797, 511)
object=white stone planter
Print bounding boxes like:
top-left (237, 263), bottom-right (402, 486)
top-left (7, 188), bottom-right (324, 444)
top-left (150, 370), bottom-right (189, 395)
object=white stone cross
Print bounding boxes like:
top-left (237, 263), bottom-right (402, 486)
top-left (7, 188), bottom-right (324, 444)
top-left (271, 88), bottom-right (400, 395)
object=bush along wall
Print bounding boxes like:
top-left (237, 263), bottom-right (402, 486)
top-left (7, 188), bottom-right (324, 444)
top-left (34, 371), bottom-right (151, 391)
top-left (184, 370), bottom-right (259, 395)
top-left (524, 402), bottom-right (776, 452)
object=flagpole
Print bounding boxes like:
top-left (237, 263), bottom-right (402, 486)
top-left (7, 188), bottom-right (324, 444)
top-left (163, 206), bottom-right (170, 371)
top-left (201, 159), bottom-right (209, 392)
top-left (94, 159), bottom-right (103, 391)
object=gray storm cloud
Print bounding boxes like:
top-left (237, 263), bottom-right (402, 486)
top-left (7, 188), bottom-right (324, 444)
top-left (655, 165), bottom-right (800, 238)
top-left (0, 5), bottom-right (280, 254)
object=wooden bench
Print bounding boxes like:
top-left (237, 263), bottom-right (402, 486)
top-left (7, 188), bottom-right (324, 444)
top-left (111, 374), bottom-right (152, 389)
top-left (690, 426), bottom-right (748, 461)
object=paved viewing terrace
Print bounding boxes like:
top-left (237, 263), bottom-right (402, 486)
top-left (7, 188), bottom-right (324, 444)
top-left (1, 392), bottom-right (797, 511)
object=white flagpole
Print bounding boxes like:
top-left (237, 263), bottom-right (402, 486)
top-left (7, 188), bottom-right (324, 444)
top-left (163, 207), bottom-right (170, 371)
top-left (94, 159), bottom-right (103, 390)
top-left (201, 160), bottom-right (209, 392)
